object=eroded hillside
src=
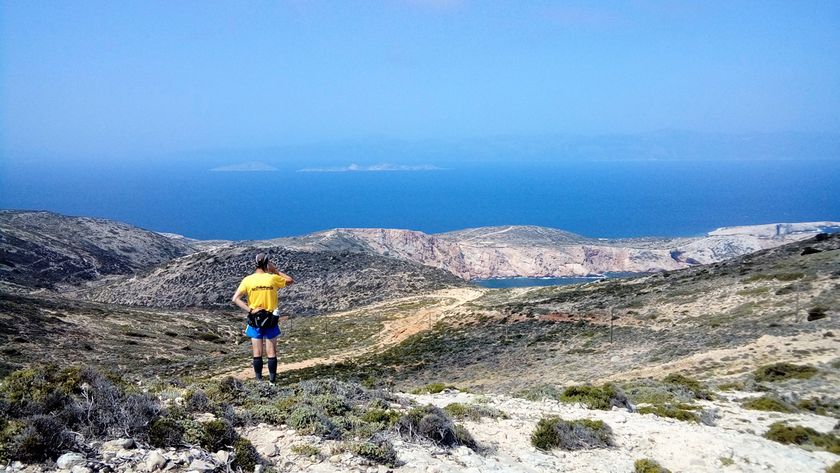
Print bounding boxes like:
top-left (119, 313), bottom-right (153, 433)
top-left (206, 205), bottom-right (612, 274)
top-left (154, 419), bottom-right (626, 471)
top-left (0, 211), bottom-right (194, 290)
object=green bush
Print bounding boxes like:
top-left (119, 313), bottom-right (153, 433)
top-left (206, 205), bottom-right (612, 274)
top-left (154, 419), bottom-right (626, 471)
top-left (444, 403), bottom-right (508, 421)
top-left (0, 365), bottom-right (82, 404)
top-left (662, 374), bottom-right (713, 400)
top-left (0, 420), bottom-right (23, 461)
top-left (716, 381), bottom-right (745, 392)
top-left (244, 404), bottom-right (285, 425)
top-left (634, 458), bottom-right (672, 473)
top-left (0, 366), bottom-right (159, 442)
top-left (396, 405), bottom-right (473, 449)
top-left (361, 408), bottom-right (400, 426)
top-left (148, 417), bottom-right (184, 448)
top-left (764, 422), bottom-right (840, 454)
top-left (530, 417), bottom-right (613, 451)
top-left (200, 419), bottom-right (237, 452)
top-left (312, 394), bottom-right (350, 416)
top-left (349, 437), bottom-right (399, 467)
top-left (637, 405), bottom-right (699, 423)
top-left (797, 398), bottom-right (840, 417)
top-left (274, 396), bottom-right (302, 418)
top-left (453, 424), bottom-right (478, 450)
top-left (287, 406), bottom-right (321, 434)
top-left (622, 381), bottom-right (678, 405)
top-left (827, 461), bottom-right (840, 473)
top-left (184, 389), bottom-right (210, 412)
top-left (754, 363), bottom-right (817, 383)
top-left (205, 377), bottom-right (245, 404)
top-left (559, 384), bottom-right (630, 410)
top-left (742, 396), bottom-right (794, 413)
top-left (0, 416), bottom-right (74, 462)
top-left (232, 437), bottom-right (260, 471)
top-left (290, 444), bottom-right (320, 457)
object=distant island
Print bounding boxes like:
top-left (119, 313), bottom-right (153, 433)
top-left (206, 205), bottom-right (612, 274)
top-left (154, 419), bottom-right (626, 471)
top-left (210, 161), bottom-right (279, 172)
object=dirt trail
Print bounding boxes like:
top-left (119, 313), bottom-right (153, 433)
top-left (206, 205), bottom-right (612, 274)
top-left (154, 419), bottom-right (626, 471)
top-left (223, 287), bottom-right (485, 379)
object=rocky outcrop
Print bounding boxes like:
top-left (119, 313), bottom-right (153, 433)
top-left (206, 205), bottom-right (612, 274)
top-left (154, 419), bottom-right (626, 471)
top-left (0, 210), bottom-right (194, 290)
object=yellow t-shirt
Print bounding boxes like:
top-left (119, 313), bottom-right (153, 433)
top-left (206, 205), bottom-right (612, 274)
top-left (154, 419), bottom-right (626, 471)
top-left (236, 273), bottom-right (287, 312)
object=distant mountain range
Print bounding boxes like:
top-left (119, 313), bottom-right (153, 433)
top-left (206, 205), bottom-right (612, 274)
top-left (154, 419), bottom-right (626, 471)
top-left (1, 210), bottom-right (837, 313)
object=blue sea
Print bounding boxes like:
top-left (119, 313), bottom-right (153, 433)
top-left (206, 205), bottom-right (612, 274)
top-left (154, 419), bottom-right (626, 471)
top-left (1, 159), bottom-right (838, 241)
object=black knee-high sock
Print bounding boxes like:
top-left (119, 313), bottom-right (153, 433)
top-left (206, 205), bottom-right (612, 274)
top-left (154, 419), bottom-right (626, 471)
top-left (267, 357), bottom-right (277, 382)
top-left (253, 357), bottom-right (263, 380)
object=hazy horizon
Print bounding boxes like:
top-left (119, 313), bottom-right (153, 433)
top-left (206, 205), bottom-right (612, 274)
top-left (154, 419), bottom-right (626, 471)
top-left (2, 1), bottom-right (840, 162)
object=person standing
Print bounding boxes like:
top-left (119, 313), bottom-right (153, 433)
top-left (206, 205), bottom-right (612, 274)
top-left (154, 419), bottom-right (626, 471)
top-left (231, 253), bottom-right (294, 383)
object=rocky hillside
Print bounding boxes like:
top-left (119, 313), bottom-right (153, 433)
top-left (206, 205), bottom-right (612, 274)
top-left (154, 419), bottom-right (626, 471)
top-left (283, 233), bottom-right (839, 392)
top-left (83, 245), bottom-right (468, 314)
top-left (3, 210), bottom-right (835, 293)
top-left (0, 210), bottom-right (194, 290)
top-left (0, 234), bottom-right (837, 472)
top-left (275, 222), bottom-right (839, 279)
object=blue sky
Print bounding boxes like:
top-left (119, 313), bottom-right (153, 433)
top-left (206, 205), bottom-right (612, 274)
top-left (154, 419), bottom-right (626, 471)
top-left (2, 0), bottom-right (840, 160)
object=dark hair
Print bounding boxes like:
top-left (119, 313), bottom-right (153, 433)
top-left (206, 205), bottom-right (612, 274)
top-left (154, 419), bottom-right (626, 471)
top-left (255, 253), bottom-right (270, 270)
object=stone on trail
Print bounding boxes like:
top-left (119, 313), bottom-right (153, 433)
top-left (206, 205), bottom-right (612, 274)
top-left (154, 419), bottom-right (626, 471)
top-left (102, 438), bottom-right (135, 451)
top-left (144, 451), bottom-right (167, 471)
top-left (186, 459), bottom-right (216, 472)
top-left (56, 453), bottom-right (86, 470)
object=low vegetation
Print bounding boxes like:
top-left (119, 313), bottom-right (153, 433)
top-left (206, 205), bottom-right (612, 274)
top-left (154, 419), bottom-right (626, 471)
top-left (0, 365), bottom-right (482, 467)
top-left (634, 458), bottom-right (672, 473)
top-left (744, 272), bottom-right (804, 283)
top-left (348, 435), bottom-right (399, 467)
top-left (514, 383), bottom-right (630, 411)
top-left (623, 375), bottom-right (712, 406)
top-left (443, 402), bottom-right (508, 421)
top-left (290, 444), bottom-right (320, 457)
top-left (559, 384), bottom-right (631, 410)
top-left (753, 363), bottom-right (817, 383)
top-left (742, 396), bottom-right (795, 413)
top-left (637, 404), bottom-right (700, 423)
top-left (0, 365), bottom-right (161, 463)
top-left (411, 382), bottom-right (457, 394)
top-left (395, 405), bottom-right (477, 450)
top-left (513, 384), bottom-right (563, 402)
top-left (808, 306), bottom-right (828, 321)
top-left (797, 397), bottom-right (840, 417)
top-left (662, 373), bottom-right (713, 400)
top-left (716, 381), bottom-right (745, 392)
top-left (763, 422), bottom-right (840, 454)
top-left (530, 417), bottom-right (613, 451)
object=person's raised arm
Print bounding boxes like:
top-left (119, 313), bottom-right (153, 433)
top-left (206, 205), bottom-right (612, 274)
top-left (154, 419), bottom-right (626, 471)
top-left (268, 262), bottom-right (294, 285)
